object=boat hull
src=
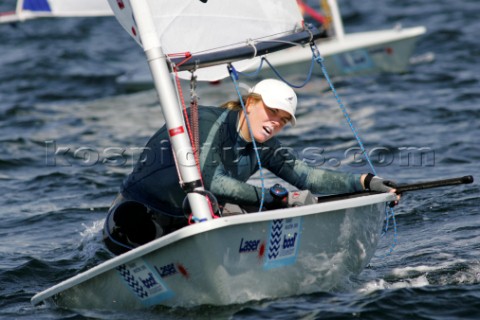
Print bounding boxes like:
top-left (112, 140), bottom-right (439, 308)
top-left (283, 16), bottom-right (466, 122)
top-left (32, 193), bottom-right (395, 310)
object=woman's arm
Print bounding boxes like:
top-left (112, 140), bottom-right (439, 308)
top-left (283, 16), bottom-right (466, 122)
top-left (262, 141), bottom-right (363, 194)
top-left (206, 165), bottom-right (274, 206)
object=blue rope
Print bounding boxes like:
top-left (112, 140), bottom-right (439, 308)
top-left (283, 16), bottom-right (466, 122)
top-left (309, 41), bottom-right (398, 256)
top-left (383, 206), bottom-right (398, 256)
top-left (237, 57), bottom-right (266, 78)
top-left (228, 65), bottom-right (266, 212)
top-left (262, 57), bottom-right (315, 89)
top-left (238, 56), bottom-right (315, 89)
top-left (309, 43), bottom-right (377, 174)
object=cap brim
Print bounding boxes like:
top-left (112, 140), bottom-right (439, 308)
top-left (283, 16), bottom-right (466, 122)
top-left (263, 102), bottom-right (297, 127)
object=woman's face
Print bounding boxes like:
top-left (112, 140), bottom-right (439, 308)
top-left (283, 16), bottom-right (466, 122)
top-left (242, 98), bottom-right (292, 143)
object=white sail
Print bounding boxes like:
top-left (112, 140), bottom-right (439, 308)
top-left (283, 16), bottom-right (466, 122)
top-left (0, 0), bottom-right (113, 23)
top-left (108, 0), bottom-right (304, 80)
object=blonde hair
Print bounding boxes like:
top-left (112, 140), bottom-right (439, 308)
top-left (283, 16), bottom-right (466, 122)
top-left (221, 93), bottom-right (262, 111)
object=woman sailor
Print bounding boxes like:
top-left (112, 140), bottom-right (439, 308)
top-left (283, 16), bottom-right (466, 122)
top-left (104, 79), bottom-right (398, 254)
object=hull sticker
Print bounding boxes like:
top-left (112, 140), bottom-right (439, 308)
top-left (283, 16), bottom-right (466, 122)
top-left (264, 217), bottom-right (302, 269)
top-left (116, 258), bottom-right (173, 306)
top-left (334, 49), bottom-right (373, 73)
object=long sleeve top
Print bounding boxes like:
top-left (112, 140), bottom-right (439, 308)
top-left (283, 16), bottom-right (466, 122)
top-left (121, 106), bottom-right (363, 215)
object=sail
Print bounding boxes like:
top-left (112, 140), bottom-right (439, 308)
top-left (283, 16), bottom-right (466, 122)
top-left (107, 0), bottom-right (304, 81)
top-left (0, 0), bottom-right (113, 23)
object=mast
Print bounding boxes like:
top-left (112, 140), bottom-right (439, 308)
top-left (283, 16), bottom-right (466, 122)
top-left (129, 0), bottom-right (213, 222)
top-left (326, 0), bottom-right (345, 40)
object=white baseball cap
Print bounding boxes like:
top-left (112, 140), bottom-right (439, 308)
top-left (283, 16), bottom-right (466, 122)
top-left (249, 79), bottom-right (298, 126)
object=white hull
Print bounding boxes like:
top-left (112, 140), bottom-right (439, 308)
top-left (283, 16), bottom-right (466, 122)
top-left (32, 193), bottom-right (395, 310)
top-left (117, 26), bottom-right (426, 91)
top-left (266, 26), bottom-right (426, 77)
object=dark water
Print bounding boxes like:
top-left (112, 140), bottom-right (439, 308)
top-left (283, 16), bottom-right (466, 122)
top-left (1, 0), bottom-right (479, 319)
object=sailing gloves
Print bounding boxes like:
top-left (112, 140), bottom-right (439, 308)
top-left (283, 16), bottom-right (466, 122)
top-left (364, 173), bottom-right (397, 193)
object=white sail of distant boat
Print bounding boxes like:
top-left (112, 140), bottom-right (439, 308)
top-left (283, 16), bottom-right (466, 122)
top-left (0, 0), bottom-right (112, 23)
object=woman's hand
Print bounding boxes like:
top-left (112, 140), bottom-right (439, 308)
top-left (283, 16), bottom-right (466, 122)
top-left (361, 173), bottom-right (401, 206)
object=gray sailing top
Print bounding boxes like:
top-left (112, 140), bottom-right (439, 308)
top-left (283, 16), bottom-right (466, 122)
top-left (121, 106), bottom-right (363, 215)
